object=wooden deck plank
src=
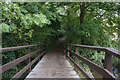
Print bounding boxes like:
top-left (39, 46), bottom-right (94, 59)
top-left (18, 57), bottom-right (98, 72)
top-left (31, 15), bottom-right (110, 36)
top-left (25, 52), bottom-right (80, 79)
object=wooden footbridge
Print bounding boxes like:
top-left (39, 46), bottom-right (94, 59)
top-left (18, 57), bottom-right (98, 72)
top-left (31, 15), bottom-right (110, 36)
top-left (0, 41), bottom-right (120, 80)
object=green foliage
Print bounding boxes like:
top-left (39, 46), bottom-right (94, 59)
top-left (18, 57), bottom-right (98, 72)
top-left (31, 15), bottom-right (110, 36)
top-left (1, 2), bottom-right (63, 78)
top-left (60, 2), bottom-right (119, 77)
top-left (1, 2), bottom-right (119, 79)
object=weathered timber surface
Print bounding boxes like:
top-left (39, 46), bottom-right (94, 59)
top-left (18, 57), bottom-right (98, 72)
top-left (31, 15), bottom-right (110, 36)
top-left (25, 51), bottom-right (80, 79)
top-left (26, 38), bottom-right (80, 79)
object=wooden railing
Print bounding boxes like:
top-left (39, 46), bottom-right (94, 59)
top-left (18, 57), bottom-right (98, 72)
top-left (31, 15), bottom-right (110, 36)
top-left (65, 44), bottom-right (120, 80)
top-left (0, 44), bottom-right (46, 80)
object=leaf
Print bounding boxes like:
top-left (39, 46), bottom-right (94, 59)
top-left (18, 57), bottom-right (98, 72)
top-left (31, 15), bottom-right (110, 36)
top-left (33, 17), bottom-right (40, 26)
top-left (10, 23), bottom-right (17, 31)
top-left (0, 23), bottom-right (10, 32)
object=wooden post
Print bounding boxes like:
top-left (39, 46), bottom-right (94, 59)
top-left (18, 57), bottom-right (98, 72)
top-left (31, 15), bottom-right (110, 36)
top-left (75, 47), bottom-right (78, 72)
top-left (67, 46), bottom-right (70, 57)
top-left (103, 52), bottom-right (112, 72)
top-left (44, 44), bottom-right (46, 53)
top-left (67, 46), bottom-right (70, 62)
top-left (38, 46), bottom-right (41, 61)
top-left (27, 47), bottom-right (31, 73)
top-left (75, 47), bottom-right (78, 63)
top-left (103, 52), bottom-right (112, 79)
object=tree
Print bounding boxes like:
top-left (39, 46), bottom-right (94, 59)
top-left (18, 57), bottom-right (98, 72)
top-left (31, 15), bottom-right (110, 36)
top-left (1, 2), bottom-right (119, 78)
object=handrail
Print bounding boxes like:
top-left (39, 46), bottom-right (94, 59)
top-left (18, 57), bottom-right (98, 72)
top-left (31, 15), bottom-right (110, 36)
top-left (105, 48), bottom-right (120, 58)
top-left (68, 44), bottom-right (120, 58)
top-left (67, 50), bottom-right (115, 79)
top-left (11, 52), bottom-right (45, 79)
top-left (64, 51), bottom-right (92, 79)
top-left (1, 44), bottom-right (45, 79)
top-left (0, 48), bottom-right (42, 74)
top-left (0, 44), bottom-right (40, 52)
top-left (65, 44), bottom-right (119, 79)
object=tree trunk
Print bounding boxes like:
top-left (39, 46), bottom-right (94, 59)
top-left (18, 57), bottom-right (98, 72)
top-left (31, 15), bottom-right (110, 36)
top-left (80, 2), bottom-right (89, 24)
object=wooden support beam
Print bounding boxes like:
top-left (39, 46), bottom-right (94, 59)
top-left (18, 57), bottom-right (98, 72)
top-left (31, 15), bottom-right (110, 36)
top-left (75, 47), bottom-right (78, 72)
top-left (104, 52), bottom-right (112, 72)
top-left (27, 47), bottom-right (31, 73)
top-left (67, 46), bottom-right (70, 62)
top-left (67, 50), bottom-right (116, 79)
top-left (67, 46), bottom-right (70, 57)
top-left (0, 49), bottom-right (40, 74)
top-left (0, 44), bottom-right (40, 52)
top-left (66, 54), bottom-right (92, 80)
top-left (11, 52), bottom-right (45, 79)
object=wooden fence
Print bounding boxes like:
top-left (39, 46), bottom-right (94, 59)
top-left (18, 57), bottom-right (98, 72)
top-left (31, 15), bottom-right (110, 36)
top-left (65, 44), bottom-right (120, 80)
top-left (0, 44), bottom-right (46, 80)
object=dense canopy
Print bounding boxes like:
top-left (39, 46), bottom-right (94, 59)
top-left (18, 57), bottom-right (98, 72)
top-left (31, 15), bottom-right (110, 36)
top-left (1, 2), bottom-right (119, 78)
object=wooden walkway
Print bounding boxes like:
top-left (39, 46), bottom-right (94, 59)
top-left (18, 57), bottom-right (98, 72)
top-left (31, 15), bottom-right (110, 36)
top-left (1, 38), bottom-right (119, 80)
top-left (25, 51), bottom-right (80, 79)
top-left (26, 40), bottom-right (80, 79)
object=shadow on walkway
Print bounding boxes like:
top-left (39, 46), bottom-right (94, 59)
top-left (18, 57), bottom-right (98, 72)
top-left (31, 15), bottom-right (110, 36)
top-left (50, 37), bottom-right (67, 53)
